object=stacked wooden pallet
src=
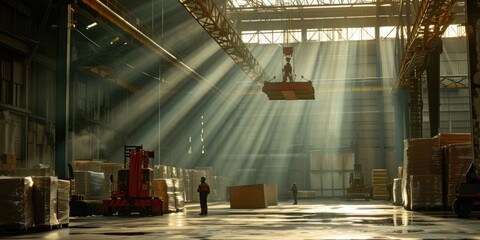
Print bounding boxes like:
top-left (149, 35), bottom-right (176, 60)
top-left (444, 143), bottom-right (472, 207)
top-left (372, 169), bottom-right (388, 200)
top-left (402, 138), bottom-right (441, 210)
top-left (410, 175), bottom-right (443, 210)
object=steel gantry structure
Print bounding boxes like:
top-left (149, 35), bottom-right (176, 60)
top-left (396, 0), bottom-right (457, 138)
top-left (177, 0), bottom-right (270, 85)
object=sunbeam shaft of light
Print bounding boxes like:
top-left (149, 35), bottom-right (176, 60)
top-left (78, 0), bottom-right (233, 105)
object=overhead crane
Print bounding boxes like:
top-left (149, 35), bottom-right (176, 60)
top-left (177, 0), bottom-right (315, 100)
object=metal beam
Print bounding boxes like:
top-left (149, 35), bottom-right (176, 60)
top-left (426, 40), bottom-right (442, 137)
top-left (409, 76), bottom-right (423, 138)
top-left (55, 1), bottom-right (71, 180)
top-left (177, 0), bottom-right (270, 84)
top-left (396, 0), bottom-right (456, 89)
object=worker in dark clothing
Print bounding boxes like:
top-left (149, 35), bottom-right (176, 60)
top-left (291, 183), bottom-right (298, 205)
top-left (197, 176), bottom-right (210, 215)
top-left (283, 57), bottom-right (293, 82)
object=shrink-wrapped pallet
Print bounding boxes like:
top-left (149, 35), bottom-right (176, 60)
top-left (171, 167), bottom-right (178, 179)
top-left (183, 169), bottom-right (192, 202)
top-left (372, 169), bottom-right (388, 200)
top-left (195, 167), bottom-right (215, 200)
top-left (0, 176), bottom-right (34, 229)
top-left (153, 179), bottom-right (176, 212)
top-left (444, 143), bottom-right (472, 207)
top-left (402, 138), bottom-right (441, 210)
top-left (173, 178), bottom-right (185, 211)
top-left (213, 176), bottom-right (229, 201)
top-left (32, 176), bottom-right (59, 227)
top-left (392, 178), bottom-right (402, 206)
top-left (410, 175), bottom-right (443, 210)
top-left (153, 165), bottom-right (169, 179)
top-left (101, 162), bottom-right (124, 198)
top-left (190, 169), bottom-right (206, 203)
top-left (74, 171), bottom-right (105, 200)
top-left (56, 179), bottom-right (70, 225)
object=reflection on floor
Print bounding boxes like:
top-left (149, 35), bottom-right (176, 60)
top-left (3, 199), bottom-right (480, 239)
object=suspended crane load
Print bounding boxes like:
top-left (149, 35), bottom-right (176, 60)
top-left (262, 47), bottom-right (315, 100)
top-left (102, 146), bottom-right (163, 216)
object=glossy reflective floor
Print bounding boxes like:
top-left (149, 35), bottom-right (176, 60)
top-left (3, 199), bottom-right (480, 239)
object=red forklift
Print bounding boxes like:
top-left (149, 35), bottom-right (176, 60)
top-left (102, 145), bottom-right (163, 216)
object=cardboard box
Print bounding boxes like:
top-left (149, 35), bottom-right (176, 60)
top-left (229, 184), bottom-right (268, 209)
top-left (265, 184), bottom-right (278, 206)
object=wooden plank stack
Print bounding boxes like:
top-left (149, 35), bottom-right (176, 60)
top-left (372, 169), bottom-right (388, 200)
top-left (410, 175), bottom-right (443, 210)
top-left (402, 138), bottom-right (441, 210)
top-left (444, 143), bottom-right (472, 208)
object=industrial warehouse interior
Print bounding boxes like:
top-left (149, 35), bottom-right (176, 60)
top-left (1, 0), bottom-right (480, 239)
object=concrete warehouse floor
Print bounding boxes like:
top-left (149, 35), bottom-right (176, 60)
top-left (2, 199), bottom-right (480, 240)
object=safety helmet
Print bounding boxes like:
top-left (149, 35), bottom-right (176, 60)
top-left (201, 176), bottom-right (206, 182)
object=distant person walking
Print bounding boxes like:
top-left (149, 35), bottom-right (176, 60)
top-left (197, 176), bottom-right (210, 215)
top-left (291, 183), bottom-right (298, 205)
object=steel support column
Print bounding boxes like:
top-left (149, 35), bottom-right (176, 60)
top-left (55, 1), bottom-right (72, 179)
top-left (426, 39), bottom-right (442, 137)
top-left (409, 77), bottom-right (423, 138)
top-left (466, 0), bottom-right (480, 177)
top-left (376, 0), bottom-right (385, 169)
top-left (393, 89), bottom-right (409, 165)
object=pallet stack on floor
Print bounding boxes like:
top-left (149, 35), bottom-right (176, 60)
top-left (400, 133), bottom-right (471, 211)
top-left (410, 175), bottom-right (443, 210)
top-left (402, 138), bottom-right (442, 210)
top-left (371, 169), bottom-right (388, 200)
top-left (0, 175), bottom-right (70, 233)
top-left (443, 143), bottom-right (472, 208)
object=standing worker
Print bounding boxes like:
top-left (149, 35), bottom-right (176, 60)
top-left (291, 183), bottom-right (298, 205)
top-left (197, 176), bottom-right (210, 215)
top-left (283, 57), bottom-right (293, 82)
